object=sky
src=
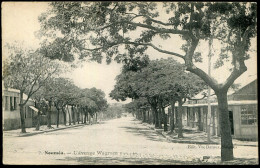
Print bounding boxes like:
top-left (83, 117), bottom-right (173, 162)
top-left (2, 2), bottom-right (257, 104)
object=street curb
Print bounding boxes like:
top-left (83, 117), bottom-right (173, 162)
top-left (141, 123), bottom-right (258, 147)
top-left (18, 124), bottom-right (86, 137)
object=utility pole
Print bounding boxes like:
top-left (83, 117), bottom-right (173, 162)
top-left (207, 31), bottom-right (213, 143)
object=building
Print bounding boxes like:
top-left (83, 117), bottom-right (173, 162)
top-left (182, 76), bottom-right (257, 140)
top-left (2, 87), bottom-right (87, 130)
top-left (2, 88), bottom-right (38, 130)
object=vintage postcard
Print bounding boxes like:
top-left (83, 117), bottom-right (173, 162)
top-left (2, 2), bottom-right (258, 165)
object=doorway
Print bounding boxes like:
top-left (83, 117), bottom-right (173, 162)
top-left (229, 111), bottom-right (234, 135)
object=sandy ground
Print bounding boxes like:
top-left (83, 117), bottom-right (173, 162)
top-left (3, 116), bottom-right (258, 165)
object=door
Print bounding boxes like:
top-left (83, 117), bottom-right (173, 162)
top-left (229, 111), bottom-right (234, 135)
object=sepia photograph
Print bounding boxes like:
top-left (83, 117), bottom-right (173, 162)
top-left (2, 1), bottom-right (258, 165)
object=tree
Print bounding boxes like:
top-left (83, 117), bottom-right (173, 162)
top-left (3, 43), bottom-right (60, 133)
top-left (38, 2), bottom-right (256, 161)
top-left (50, 78), bottom-right (79, 127)
top-left (87, 88), bottom-right (108, 123)
top-left (132, 98), bottom-right (150, 122)
top-left (36, 77), bottom-right (56, 128)
top-left (77, 87), bottom-right (107, 124)
top-left (124, 102), bottom-right (137, 117)
top-left (68, 86), bottom-right (84, 125)
top-left (111, 58), bottom-right (206, 135)
top-left (31, 86), bottom-right (49, 130)
top-left (103, 103), bottom-right (125, 120)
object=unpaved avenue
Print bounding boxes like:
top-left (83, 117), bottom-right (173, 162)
top-left (3, 116), bottom-right (258, 165)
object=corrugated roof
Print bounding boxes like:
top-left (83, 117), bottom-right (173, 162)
top-left (191, 74), bottom-right (257, 100)
top-left (229, 74), bottom-right (257, 95)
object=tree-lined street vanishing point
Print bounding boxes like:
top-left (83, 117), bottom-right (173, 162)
top-left (2, 2), bottom-right (257, 165)
top-left (3, 116), bottom-right (258, 165)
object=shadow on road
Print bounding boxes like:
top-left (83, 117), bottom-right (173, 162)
top-left (119, 126), bottom-right (166, 142)
top-left (59, 156), bottom-right (258, 165)
top-left (59, 156), bottom-right (202, 165)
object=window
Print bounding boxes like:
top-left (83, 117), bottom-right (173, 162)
top-left (241, 105), bottom-right (257, 125)
top-left (10, 97), bottom-right (14, 111)
top-left (5, 96), bottom-right (8, 110)
top-left (14, 97), bottom-right (17, 110)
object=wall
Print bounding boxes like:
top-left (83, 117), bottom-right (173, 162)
top-left (50, 109), bottom-right (65, 125)
top-left (2, 89), bottom-right (20, 120)
top-left (3, 118), bottom-right (21, 130)
top-left (182, 79), bottom-right (258, 140)
top-left (232, 105), bottom-right (258, 140)
top-left (3, 89), bottom-right (36, 130)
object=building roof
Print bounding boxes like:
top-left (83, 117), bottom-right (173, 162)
top-left (229, 74), bottom-right (257, 95)
top-left (3, 88), bottom-right (34, 102)
top-left (191, 75), bottom-right (257, 100)
top-left (5, 88), bottom-right (20, 93)
top-left (184, 75), bottom-right (257, 107)
top-left (184, 100), bottom-right (257, 107)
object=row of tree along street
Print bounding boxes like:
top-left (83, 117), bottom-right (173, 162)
top-left (110, 58), bottom-right (207, 138)
top-left (3, 44), bottom-right (109, 133)
top-left (3, 2), bottom-right (256, 162)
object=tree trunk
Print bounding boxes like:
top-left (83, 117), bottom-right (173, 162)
top-left (212, 108), bottom-right (216, 135)
top-left (35, 111), bottom-right (41, 131)
top-left (158, 100), bottom-right (167, 131)
top-left (75, 107), bottom-right (78, 124)
top-left (96, 113), bottom-right (98, 123)
top-left (142, 110), bottom-right (146, 122)
top-left (147, 109), bottom-right (150, 123)
top-left (168, 107), bottom-right (172, 130)
top-left (151, 108), bottom-right (155, 125)
top-left (162, 106), bottom-right (167, 132)
top-left (81, 108), bottom-right (84, 124)
top-left (47, 101), bottom-right (52, 128)
top-left (177, 99), bottom-right (183, 138)
top-left (56, 108), bottom-right (60, 128)
top-left (67, 106), bottom-right (71, 125)
top-left (86, 110), bottom-right (89, 124)
top-left (89, 113), bottom-right (91, 124)
top-left (84, 111), bottom-right (87, 124)
top-left (19, 91), bottom-right (26, 133)
top-left (170, 100), bottom-right (176, 133)
top-left (158, 107), bottom-right (162, 129)
top-left (72, 106), bottom-right (75, 125)
top-left (152, 105), bottom-right (159, 128)
top-left (175, 104), bottom-right (179, 133)
top-left (77, 107), bottom-right (80, 124)
top-left (19, 105), bottom-right (26, 133)
top-left (217, 91), bottom-right (234, 161)
top-left (62, 107), bottom-right (66, 126)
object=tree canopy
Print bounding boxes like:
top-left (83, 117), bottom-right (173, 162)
top-left (110, 57), bottom-right (206, 104)
top-left (37, 2), bottom-right (257, 161)
top-left (38, 2), bottom-right (257, 90)
top-left (3, 43), bottom-right (61, 105)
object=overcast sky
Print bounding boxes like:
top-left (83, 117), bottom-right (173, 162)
top-left (2, 2), bottom-right (257, 104)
